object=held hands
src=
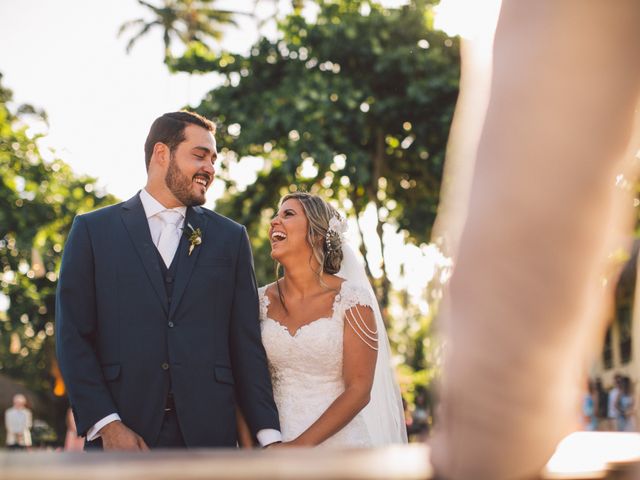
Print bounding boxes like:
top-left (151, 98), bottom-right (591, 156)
top-left (264, 441), bottom-right (287, 449)
top-left (100, 421), bottom-right (149, 451)
top-left (265, 438), bottom-right (305, 448)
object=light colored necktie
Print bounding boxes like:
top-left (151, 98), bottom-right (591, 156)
top-left (156, 210), bottom-right (183, 267)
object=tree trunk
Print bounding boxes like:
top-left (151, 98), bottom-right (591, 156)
top-left (369, 128), bottom-right (391, 313)
top-left (350, 193), bottom-right (374, 280)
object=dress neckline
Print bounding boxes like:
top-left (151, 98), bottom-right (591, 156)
top-left (260, 280), bottom-right (347, 338)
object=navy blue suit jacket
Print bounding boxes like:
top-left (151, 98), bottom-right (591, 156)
top-left (55, 193), bottom-right (279, 447)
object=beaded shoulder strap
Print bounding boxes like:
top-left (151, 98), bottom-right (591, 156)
top-left (339, 283), bottom-right (379, 351)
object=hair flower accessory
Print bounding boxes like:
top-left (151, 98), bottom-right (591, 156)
top-left (328, 215), bottom-right (348, 237)
top-left (326, 215), bottom-right (347, 253)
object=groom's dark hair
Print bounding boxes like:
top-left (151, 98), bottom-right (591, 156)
top-left (144, 111), bottom-right (216, 170)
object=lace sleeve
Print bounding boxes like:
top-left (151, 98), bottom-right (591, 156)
top-left (339, 283), bottom-right (379, 350)
top-left (258, 286), bottom-right (270, 321)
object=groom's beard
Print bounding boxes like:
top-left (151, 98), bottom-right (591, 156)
top-left (165, 153), bottom-right (206, 207)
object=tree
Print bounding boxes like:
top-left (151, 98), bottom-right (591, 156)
top-left (0, 73), bottom-right (117, 443)
top-left (173, 0), bottom-right (460, 310)
top-left (119, 0), bottom-right (248, 62)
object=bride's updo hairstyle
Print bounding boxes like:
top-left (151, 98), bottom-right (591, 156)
top-left (279, 192), bottom-right (344, 275)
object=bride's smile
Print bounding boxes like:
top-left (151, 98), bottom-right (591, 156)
top-left (269, 199), bottom-right (312, 262)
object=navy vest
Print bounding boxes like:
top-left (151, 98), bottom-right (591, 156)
top-left (156, 246), bottom-right (180, 307)
top-left (155, 241), bottom-right (182, 396)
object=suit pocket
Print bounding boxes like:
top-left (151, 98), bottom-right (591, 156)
top-left (214, 366), bottom-right (235, 385)
top-left (102, 364), bottom-right (121, 382)
top-left (198, 256), bottom-right (232, 268)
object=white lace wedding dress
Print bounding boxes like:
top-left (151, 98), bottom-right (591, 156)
top-left (258, 281), bottom-right (375, 447)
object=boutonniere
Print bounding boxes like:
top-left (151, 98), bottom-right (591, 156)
top-left (185, 223), bottom-right (202, 256)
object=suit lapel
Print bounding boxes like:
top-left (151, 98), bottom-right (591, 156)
top-left (120, 194), bottom-right (168, 314)
top-left (169, 205), bottom-right (208, 319)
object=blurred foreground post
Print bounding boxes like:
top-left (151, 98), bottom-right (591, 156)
top-left (432, 0), bottom-right (640, 479)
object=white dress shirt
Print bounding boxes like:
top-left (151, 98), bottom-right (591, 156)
top-left (140, 189), bottom-right (186, 248)
top-left (87, 189), bottom-right (281, 446)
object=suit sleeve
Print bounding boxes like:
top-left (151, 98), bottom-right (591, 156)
top-left (55, 215), bottom-right (117, 436)
top-left (229, 227), bottom-right (280, 434)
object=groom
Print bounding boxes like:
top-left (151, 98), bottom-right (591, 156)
top-left (56, 111), bottom-right (280, 449)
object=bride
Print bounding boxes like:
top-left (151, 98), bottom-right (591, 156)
top-left (246, 191), bottom-right (407, 447)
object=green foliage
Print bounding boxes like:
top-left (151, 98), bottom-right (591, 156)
top-left (0, 73), bottom-right (117, 440)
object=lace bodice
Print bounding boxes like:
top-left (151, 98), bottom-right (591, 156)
top-left (259, 281), bottom-right (376, 447)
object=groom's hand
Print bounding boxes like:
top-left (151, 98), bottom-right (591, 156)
top-left (100, 421), bottom-right (149, 451)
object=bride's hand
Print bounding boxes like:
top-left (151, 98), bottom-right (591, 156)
top-left (266, 440), bottom-right (303, 448)
top-left (265, 441), bottom-right (287, 449)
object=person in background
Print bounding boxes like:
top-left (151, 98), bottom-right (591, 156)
top-left (594, 378), bottom-right (608, 430)
top-left (410, 390), bottom-right (430, 441)
top-left (616, 376), bottom-right (636, 432)
top-left (607, 374), bottom-right (623, 431)
top-left (582, 380), bottom-right (597, 431)
top-left (4, 394), bottom-right (32, 450)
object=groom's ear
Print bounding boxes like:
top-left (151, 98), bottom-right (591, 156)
top-left (151, 142), bottom-right (170, 167)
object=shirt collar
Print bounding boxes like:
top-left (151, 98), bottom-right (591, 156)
top-left (139, 189), bottom-right (187, 220)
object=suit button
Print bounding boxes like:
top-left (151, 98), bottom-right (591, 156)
top-left (166, 276), bottom-right (174, 283)
top-left (161, 363), bottom-right (169, 370)
top-left (168, 322), bottom-right (174, 328)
